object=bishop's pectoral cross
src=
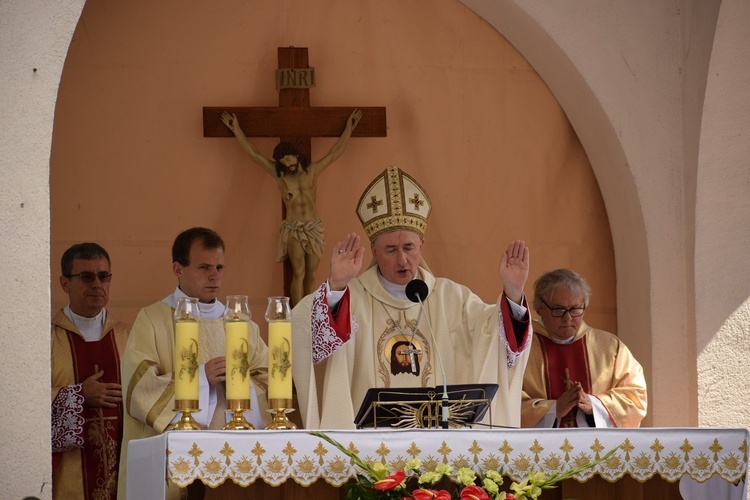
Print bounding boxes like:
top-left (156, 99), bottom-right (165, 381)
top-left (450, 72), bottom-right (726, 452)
top-left (400, 344), bottom-right (423, 374)
top-left (203, 47), bottom-right (387, 303)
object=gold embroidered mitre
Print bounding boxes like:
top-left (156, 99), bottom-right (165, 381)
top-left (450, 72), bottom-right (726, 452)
top-left (357, 165), bottom-right (432, 242)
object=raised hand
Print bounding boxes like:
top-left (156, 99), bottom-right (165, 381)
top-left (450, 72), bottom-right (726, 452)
top-left (82, 370), bottom-right (122, 408)
top-left (329, 233), bottom-right (365, 291)
top-left (499, 240), bottom-right (529, 304)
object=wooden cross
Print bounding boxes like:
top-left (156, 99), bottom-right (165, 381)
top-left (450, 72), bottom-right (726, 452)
top-left (203, 47), bottom-right (387, 298)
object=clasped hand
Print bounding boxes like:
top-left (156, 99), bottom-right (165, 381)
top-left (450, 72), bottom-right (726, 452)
top-left (556, 380), bottom-right (593, 419)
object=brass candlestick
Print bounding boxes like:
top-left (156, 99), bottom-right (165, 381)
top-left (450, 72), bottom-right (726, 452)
top-left (224, 399), bottom-right (254, 430)
top-left (171, 400), bottom-right (204, 431)
top-left (266, 398), bottom-right (297, 430)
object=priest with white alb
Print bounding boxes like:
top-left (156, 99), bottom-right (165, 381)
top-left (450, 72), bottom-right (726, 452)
top-left (117, 227), bottom-right (269, 500)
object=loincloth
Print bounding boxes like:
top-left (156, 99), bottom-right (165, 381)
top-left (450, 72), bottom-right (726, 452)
top-left (276, 219), bottom-right (325, 262)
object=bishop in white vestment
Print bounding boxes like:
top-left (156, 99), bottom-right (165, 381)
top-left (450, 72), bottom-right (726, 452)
top-left (292, 166), bottom-right (532, 429)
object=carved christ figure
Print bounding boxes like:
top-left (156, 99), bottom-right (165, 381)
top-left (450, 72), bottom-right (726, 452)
top-left (221, 109), bottom-right (362, 305)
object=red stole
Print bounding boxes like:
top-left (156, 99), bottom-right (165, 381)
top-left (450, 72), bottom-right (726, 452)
top-left (66, 329), bottom-right (123, 499)
top-left (539, 335), bottom-right (591, 428)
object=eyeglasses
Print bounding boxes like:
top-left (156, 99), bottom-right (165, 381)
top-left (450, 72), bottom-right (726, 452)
top-left (65, 272), bottom-right (112, 284)
top-left (539, 296), bottom-right (585, 317)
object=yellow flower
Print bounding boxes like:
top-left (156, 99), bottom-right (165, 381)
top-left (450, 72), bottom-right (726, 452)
top-left (528, 472), bottom-right (548, 486)
top-left (483, 477), bottom-right (499, 495)
top-left (485, 470), bottom-right (503, 485)
top-left (371, 461), bottom-right (388, 480)
top-left (510, 477), bottom-right (542, 499)
top-left (435, 463), bottom-right (453, 476)
top-left (418, 471), bottom-right (441, 484)
top-left (405, 458), bottom-right (422, 472)
top-left (457, 467), bottom-right (477, 486)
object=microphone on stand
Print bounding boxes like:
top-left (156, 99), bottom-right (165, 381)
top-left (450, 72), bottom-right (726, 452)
top-left (405, 279), bottom-right (449, 429)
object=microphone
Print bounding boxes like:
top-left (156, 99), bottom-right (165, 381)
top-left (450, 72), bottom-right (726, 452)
top-left (405, 279), bottom-right (450, 429)
top-left (405, 279), bottom-right (428, 303)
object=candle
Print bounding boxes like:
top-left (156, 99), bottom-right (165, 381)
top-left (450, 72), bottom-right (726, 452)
top-left (225, 321), bottom-right (250, 400)
top-left (268, 321), bottom-right (293, 400)
top-left (174, 320), bottom-right (199, 401)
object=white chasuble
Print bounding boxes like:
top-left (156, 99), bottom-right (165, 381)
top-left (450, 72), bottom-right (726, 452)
top-left (292, 264), bottom-right (531, 430)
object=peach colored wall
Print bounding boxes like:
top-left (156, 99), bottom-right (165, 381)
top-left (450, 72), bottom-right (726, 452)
top-left (5, 0), bottom-right (750, 498)
top-left (50, 0), bottom-right (616, 341)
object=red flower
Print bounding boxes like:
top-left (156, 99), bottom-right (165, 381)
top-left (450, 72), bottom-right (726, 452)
top-left (373, 470), bottom-right (406, 491)
top-left (412, 489), bottom-right (451, 500)
top-left (459, 485), bottom-right (491, 500)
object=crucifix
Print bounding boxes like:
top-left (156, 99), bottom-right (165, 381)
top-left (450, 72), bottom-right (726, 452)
top-left (203, 47), bottom-right (386, 305)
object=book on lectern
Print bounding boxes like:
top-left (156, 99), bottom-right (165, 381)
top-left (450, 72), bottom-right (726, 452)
top-left (354, 383), bottom-right (498, 429)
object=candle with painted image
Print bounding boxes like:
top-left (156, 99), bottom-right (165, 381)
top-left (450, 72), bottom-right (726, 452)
top-left (224, 295), bottom-right (251, 402)
top-left (173, 297), bottom-right (201, 402)
top-left (265, 296), bottom-right (292, 401)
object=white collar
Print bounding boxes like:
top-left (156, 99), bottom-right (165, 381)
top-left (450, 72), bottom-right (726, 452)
top-left (162, 286), bottom-right (226, 320)
top-left (377, 270), bottom-right (422, 301)
top-left (64, 305), bottom-right (107, 342)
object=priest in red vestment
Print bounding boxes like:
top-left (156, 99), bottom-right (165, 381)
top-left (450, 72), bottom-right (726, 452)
top-left (521, 269), bottom-right (647, 428)
top-left (51, 243), bottom-right (129, 499)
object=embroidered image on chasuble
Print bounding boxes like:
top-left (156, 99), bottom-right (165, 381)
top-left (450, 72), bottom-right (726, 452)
top-left (380, 309), bottom-right (429, 382)
top-left (51, 310), bottom-right (129, 500)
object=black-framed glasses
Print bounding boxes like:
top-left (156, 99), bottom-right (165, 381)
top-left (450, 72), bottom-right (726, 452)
top-left (539, 296), bottom-right (585, 317)
top-left (65, 272), bottom-right (112, 284)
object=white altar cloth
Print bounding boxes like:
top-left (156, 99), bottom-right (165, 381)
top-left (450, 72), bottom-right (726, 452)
top-left (126, 427), bottom-right (748, 499)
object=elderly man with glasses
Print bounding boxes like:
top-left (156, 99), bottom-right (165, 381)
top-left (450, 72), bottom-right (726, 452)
top-left (51, 242), bottom-right (129, 499)
top-left (521, 269), bottom-right (647, 428)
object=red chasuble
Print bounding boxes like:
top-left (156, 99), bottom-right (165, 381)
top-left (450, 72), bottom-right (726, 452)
top-left (539, 336), bottom-right (591, 427)
top-left (58, 329), bottom-right (122, 499)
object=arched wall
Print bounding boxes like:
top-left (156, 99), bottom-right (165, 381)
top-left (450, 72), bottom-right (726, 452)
top-left (461, 0), bottom-right (691, 426)
top-left (695, 0), bottom-right (750, 426)
top-left (0, 2), bottom-right (87, 497)
top-left (4, 0), bottom-right (750, 497)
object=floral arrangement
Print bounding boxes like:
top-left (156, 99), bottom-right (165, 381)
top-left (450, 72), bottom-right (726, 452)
top-left (309, 431), bottom-right (620, 500)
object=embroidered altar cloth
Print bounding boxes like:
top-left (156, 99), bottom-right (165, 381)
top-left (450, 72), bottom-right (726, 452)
top-left (126, 427), bottom-right (748, 499)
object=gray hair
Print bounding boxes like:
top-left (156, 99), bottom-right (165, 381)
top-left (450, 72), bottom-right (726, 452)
top-left (532, 269), bottom-right (591, 313)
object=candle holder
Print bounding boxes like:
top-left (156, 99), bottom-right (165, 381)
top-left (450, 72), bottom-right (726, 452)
top-left (225, 399), bottom-right (254, 430)
top-left (223, 295), bottom-right (254, 430)
top-left (172, 297), bottom-right (203, 431)
top-left (265, 296), bottom-right (297, 430)
top-left (267, 398), bottom-right (298, 430)
top-left (172, 401), bottom-right (203, 431)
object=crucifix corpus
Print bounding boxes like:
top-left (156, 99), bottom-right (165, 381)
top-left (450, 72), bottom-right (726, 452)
top-left (203, 47), bottom-right (387, 305)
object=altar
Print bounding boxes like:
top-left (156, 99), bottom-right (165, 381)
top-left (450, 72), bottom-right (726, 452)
top-left (126, 427), bottom-right (748, 499)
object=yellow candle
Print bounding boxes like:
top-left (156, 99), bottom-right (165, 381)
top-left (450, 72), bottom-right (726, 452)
top-left (225, 321), bottom-right (250, 400)
top-left (268, 321), bottom-right (293, 400)
top-left (174, 320), bottom-right (199, 401)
